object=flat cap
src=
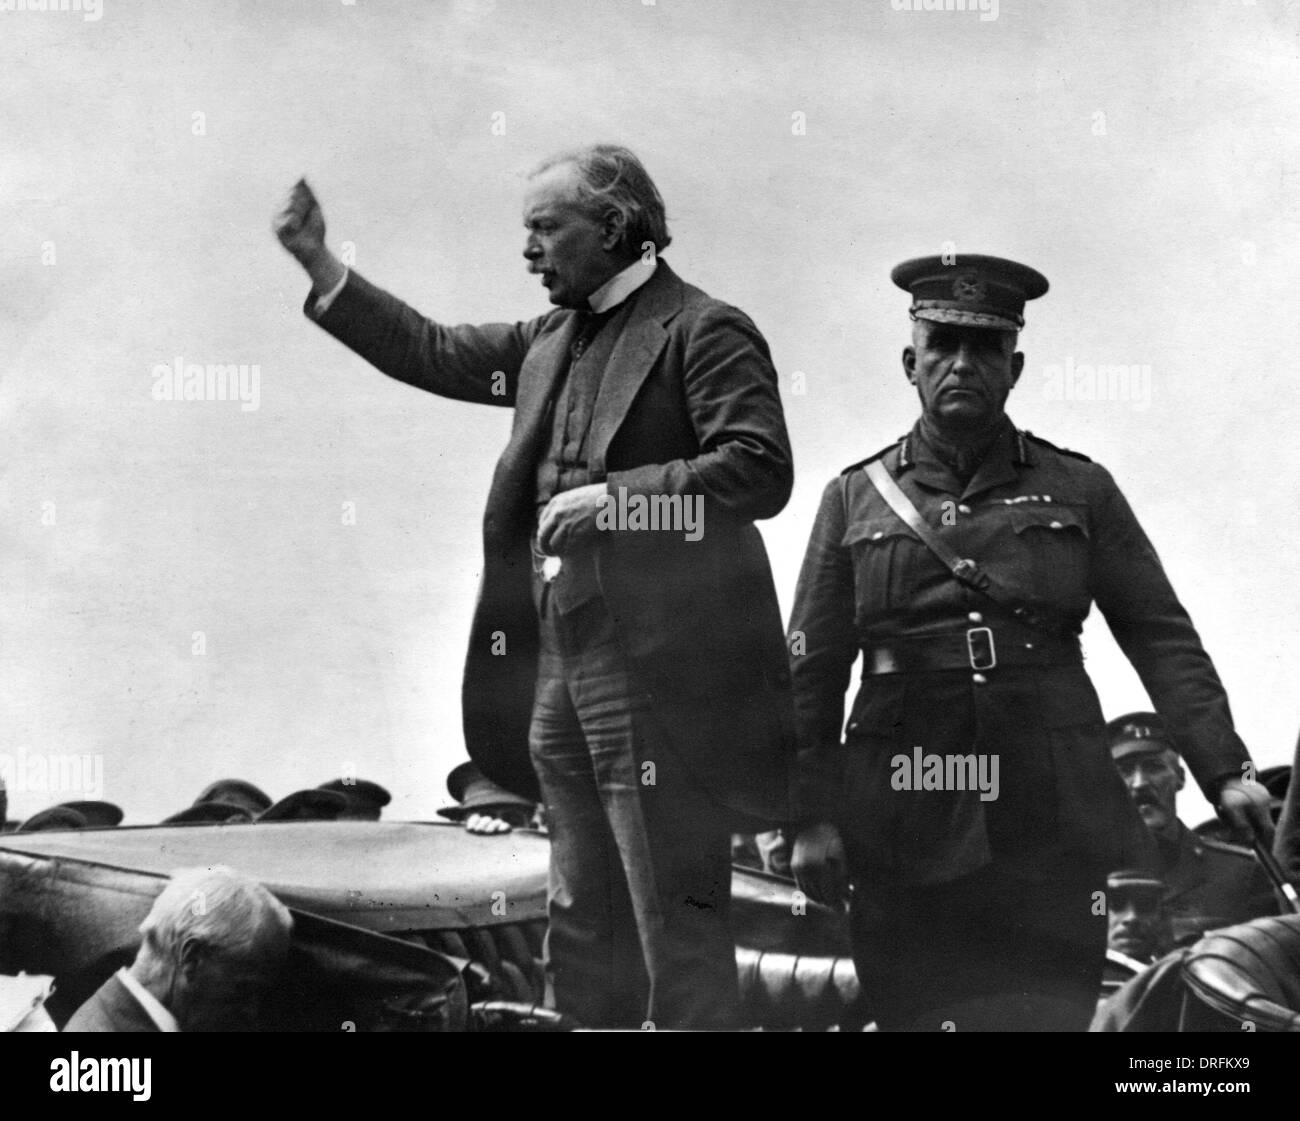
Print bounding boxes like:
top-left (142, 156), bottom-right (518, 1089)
top-left (317, 777), bottom-right (392, 820)
top-left (892, 253), bottom-right (1048, 331)
top-left (438, 761), bottom-right (536, 821)
top-left (1106, 869), bottom-right (1167, 898)
top-left (17, 806), bottom-right (88, 832)
top-left (259, 788), bottom-right (348, 823)
top-left (195, 778), bottom-right (272, 818)
top-left (1106, 711), bottom-right (1178, 760)
top-left (163, 800), bottom-right (254, 826)
top-left (57, 800), bottom-right (124, 827)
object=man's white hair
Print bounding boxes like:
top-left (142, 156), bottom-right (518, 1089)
top-left (530, 143), bottom-right (672, 254)
top-left (139, 865), bottom-right (292, 963)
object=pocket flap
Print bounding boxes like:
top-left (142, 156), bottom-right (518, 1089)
top-left (1007, 504), bottom-right (1089, 538)
top-left (842, 516), bottom-right (914, 549)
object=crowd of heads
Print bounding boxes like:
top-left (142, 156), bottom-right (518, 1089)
top-left (0, 775), bottom-right (394, 834)
top-left (0, 763), bottom-right (550, 835)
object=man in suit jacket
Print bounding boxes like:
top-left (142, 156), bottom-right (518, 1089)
top-left (66, 866), bottom-right (292, 1031)
top-left (274, 145), bottom-right (795, 1029)
top-left (64, 972), bottom-right (167, 1033)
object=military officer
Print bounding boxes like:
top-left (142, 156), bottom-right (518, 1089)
top-left (1108, 711), bottom-right (1277, 943)
top-left (1104, 869), bottom-right (1172, 966)
top-left (1096, 870), bottom-right (1171, 1012)
top-left (788, 253), bottom-right (1273, 1032)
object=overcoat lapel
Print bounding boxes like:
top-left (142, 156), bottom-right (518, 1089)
top-left (512, 316), bottom-right (578, 437)
top-left (588, 263), bottom-right (681, 473)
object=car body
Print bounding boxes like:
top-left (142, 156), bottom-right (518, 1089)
top-left (0, 820), bottom-right (855, 1030)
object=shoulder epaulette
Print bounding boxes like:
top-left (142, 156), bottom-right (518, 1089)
top-left (1023, 429), bottom-right (1092, 463)
top-left (840, 436), bottom-right (906, 476)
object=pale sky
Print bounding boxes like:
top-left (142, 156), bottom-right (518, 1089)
top-left (3, 0), bottom-right (1298, 825)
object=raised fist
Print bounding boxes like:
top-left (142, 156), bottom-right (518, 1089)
top-left (273, 177), bottom-right (327, 266)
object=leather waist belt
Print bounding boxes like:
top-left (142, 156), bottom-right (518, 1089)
top-left (862, 626), bottom-right (1082, 676)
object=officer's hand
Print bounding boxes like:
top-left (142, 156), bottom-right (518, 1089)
top-left (791, 821), bottom-right (848, 908)
top-left (537, 484), bottom-right (607, 556)
top-left (1216, 776), bottom-right (1274, 845)
top-left (465, 812), bottom-right (513, 835)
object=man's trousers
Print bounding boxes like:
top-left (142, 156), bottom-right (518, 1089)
top-left (527, 580), bottom-right (740, 1030)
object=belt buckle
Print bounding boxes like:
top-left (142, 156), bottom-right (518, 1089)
top-left (966, 626), bottom-right (996, 671)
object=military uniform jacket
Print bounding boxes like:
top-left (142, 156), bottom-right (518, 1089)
top-left (789, 420), bottom-right (1249, 884)
top-left (1162, 821), bottom-right (1277, 944)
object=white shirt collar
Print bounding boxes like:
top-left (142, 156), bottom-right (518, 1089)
top-left (587, 255), bottom-right (657, 314)
top-left (117, 968), bottom-right (181, 1032)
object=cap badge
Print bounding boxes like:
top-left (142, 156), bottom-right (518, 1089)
top-left (953, 272), bottom-right (987, 302)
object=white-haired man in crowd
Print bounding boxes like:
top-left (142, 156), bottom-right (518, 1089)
top-left (65, 866), bottom-right (292, 1032)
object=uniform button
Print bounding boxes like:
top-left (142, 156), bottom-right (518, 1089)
top-left (1049, 520), bottom-right (1063, 529)
top-left (968, 611), bottom-right (983, 624)
top-left (872, 531), bottom-right (883, 540)
top-left (958, 504), bottom-right (972, 515)
top-left (972, 673), bottom-right (988, 685)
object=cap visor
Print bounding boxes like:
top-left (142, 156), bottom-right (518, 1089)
top-left (913, 308), bottom-right (1022, 331)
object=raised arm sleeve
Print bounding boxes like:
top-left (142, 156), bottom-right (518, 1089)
top-left (307, 269), bottom-right (549, 407)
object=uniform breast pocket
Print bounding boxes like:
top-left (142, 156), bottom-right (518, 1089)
top-left (1005, 504), bottom-right (1090, 602)
top-left (841, 517), bottom-right (922, 613)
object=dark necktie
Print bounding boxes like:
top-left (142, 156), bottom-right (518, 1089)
top-left (571, 308), bottom-right (614, 359)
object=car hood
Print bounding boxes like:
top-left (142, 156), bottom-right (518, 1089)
top-left (0, 820), bottom-right (549, 932)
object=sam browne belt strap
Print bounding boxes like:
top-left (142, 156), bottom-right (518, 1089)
top-left (861, 458), bottom-right (1074, 638)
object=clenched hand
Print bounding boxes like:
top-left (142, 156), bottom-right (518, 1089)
top-left (1217, 775), bottom-right (1274, 844)
top-left (273, 177), bottom-right (345, 295)
top-left (537, 483), bottom-right (607, 556)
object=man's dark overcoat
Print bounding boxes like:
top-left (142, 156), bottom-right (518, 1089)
top-left (309, 260), bottom-right (795, 823)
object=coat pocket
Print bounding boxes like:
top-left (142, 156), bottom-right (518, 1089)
top-left (841, 517), bottom-right (921, 613)
top-left (1005, 503), bottom-right (1091, 604)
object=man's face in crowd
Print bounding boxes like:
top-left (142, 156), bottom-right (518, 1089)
top-left (1108, 892), bottom-right (1170, 963)
top-left (171, 942), bottom-right (284, 1031)
top-left (522, 163), bottom-right (625, 309)
top-left (904, 320), bottom-right (1024, 433)
top-left (1116, 749), bottom-right (1185, 838)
